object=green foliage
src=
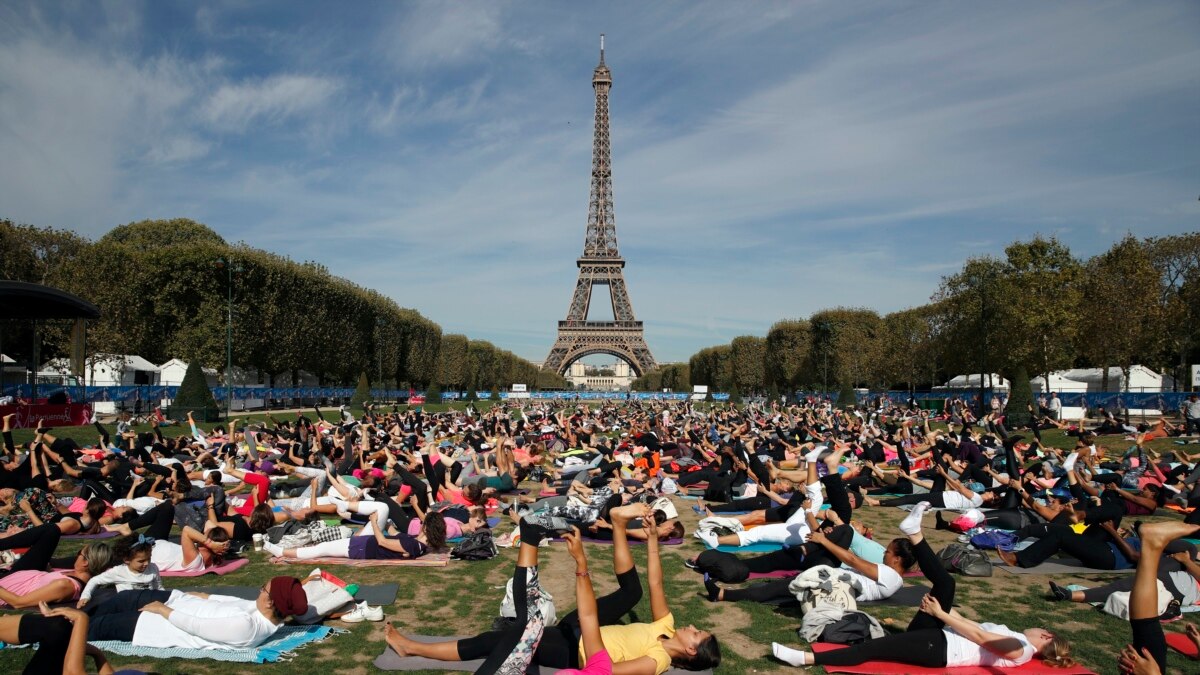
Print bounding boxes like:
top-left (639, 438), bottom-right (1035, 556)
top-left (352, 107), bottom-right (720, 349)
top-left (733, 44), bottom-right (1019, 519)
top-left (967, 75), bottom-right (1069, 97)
top-left (729, 335), bottom-right (766, 394)
top-left (350, 373), bottom-right (371, 407)
top-left (100, 218), bottom-right (228, 250)
top-left (171, 360), bottom-right (220, 421)
top-left (727, 384), bottom-right (742, 404)
top-left (765, 320), bottom-right (810, 391)
top-left (424, 383), bottom-right (442, 404)
top-left (489, 386), bottom-right (501, 401)
top-left (1006, 365), bottom-right (1034, 428)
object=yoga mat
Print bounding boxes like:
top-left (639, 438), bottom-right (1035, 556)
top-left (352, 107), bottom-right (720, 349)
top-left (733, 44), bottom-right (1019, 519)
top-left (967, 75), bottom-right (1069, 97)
top-left (182, 583), bottom-right (399, 606)
top-left (810, 642), bottom-right (1098, 674)
top-left (1166, 630), bottom-right (1199, 659)
top-left (714, 543), bottom-right (784, 553)
top-left (993, 558), bottom-right (1135, 576)
top-left (270, 553), bottom-right (450, 568)
top-left (552, 535), bottom-right (684, 546)
top-left (160, 558), bottom-right (249, 577)
top-left (373, 635), bottom-right (712, 674)
top-left (861, 584), bottom-right (930, 607)
top-left (748, 569), bottom-right (798, 580)
top-left (64, 530), bottom-right (118, 539)
top-left (91, 624), bottom-right (344, 664)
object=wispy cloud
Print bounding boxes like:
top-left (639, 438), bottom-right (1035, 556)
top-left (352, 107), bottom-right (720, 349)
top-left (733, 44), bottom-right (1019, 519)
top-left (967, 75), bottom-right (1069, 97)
top-left (0, 1), bottom-right (1197, 364)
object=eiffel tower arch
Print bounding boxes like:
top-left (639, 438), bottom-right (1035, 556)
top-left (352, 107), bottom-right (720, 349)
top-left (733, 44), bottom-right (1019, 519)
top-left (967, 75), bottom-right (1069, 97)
top-left (544, 36), bottom-right (657, 378)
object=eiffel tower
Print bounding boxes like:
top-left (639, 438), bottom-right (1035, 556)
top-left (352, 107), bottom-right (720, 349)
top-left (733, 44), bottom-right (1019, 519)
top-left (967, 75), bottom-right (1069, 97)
top-left (543, 36), bottom-right (657, 378)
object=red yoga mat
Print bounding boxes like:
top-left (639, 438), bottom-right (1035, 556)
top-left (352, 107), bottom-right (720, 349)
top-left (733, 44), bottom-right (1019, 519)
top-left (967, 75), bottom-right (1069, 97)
top-left (811, 643), bottom-right (1098, 675)
top-left (1166, 630), bottom-right (1199, 659)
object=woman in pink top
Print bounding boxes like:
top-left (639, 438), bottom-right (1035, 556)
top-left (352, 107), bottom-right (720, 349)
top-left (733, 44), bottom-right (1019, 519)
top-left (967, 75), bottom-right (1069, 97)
top-left (0, 524), bottom-right (114, 608)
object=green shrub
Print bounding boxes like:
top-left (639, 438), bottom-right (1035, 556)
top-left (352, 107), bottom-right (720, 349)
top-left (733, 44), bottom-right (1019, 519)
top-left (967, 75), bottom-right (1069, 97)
top-left (350, 373), bottom-right (371, 408)
top-left (424, 383), bottom-right (442, 404)
top-left (837, 382), bottom-right (857, 408)
top-left (1006, 366), bottom-right (1033, 428)
top-left (170, 361), bottom-right (221, 422)
top-left (490, 386), bottom-right (501, 401)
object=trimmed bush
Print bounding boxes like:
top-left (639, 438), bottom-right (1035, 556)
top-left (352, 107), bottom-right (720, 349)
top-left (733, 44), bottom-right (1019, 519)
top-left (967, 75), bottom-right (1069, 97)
top-left (490, 386), bottom-right (501, 401)
top-left (170, 361), bottom-right (221, 422)
top-left (424, 383), bottom-right (442, 405)
top-left (1006, 366), bottom-right (1033, 428)
top-left (350, 373), bottom-right (371, 408)
top-left (837, 382), bottom-right (857, 408)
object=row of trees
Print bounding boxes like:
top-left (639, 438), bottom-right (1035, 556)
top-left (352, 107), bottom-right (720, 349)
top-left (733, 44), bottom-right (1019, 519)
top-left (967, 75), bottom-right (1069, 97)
top-left (1, 218), bottom-right (565, 391)
top-left (633, 233), bottom-right (1200, 404)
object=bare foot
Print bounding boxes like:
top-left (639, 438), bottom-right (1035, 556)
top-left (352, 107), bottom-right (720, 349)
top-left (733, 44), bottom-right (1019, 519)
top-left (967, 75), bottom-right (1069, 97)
top-left (384, 624), bottom-right (411, 657)
top-left (1139, 521), bottom-right (1200, 551)
top-left (610, 503), bottom-right (650, 526)
top-left (1186, 623), bottom-right (1199, 649)
top-left (1, 414), bottom-right (13, 432)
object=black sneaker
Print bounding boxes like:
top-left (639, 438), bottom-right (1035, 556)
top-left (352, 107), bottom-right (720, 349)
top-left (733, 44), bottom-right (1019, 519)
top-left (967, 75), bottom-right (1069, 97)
top-left (1048, 581), bottom-right (1070, 602)
top-left (683, 558), bottom-right (700, 570)
top-left (703, 574), bottom-right (722, 602)
top-left (1159, 599), bottom-right (1182, 623)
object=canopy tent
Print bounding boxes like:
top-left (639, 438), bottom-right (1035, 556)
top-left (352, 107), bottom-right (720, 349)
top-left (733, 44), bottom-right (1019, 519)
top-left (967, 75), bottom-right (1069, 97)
top-left (940, 373), bottom-right (1011, 391)
top-left (1058, 365), bottom-right (1172, 392)
top-left (1029, 373), bottom-right (1089, 393)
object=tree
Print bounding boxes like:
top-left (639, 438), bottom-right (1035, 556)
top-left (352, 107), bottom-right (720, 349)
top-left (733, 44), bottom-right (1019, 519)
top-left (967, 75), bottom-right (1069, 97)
top-left (1077, 236), bottom-right (1163, 398)
top-left (171, 361), bottom-right (219, 421)
top-left (837, 381), bottom-right (857, 408)
top-left (437, 334), bottom-right (470, 389)
top-left (1000, 237), bottom-right (1082, 386)
top-left (730, 335), bottom-right (767, 394)
top-left (490, 386), bottom-right (501, 401)
top-left (1147, 233), bottom-right (1200, 388)
top-left (765, 320), bottom-right (810, 394)
top-left (351, 372), bottom-right (371, 408)
top-left (881, 307), bottom-right (936, 392)
top-left (424, 383), bottom-right (443, 405)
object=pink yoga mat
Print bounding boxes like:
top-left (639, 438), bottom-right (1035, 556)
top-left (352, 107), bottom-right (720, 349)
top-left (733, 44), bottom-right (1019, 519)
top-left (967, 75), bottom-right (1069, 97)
top-left (811, 643), bottom-right (1098, 675)
top-left (748, 570), bottom-right (798, 580)
top-left (1166, 630), bottom-right (1199, 659)
top-left (160, 558), bottom-right (249, 577)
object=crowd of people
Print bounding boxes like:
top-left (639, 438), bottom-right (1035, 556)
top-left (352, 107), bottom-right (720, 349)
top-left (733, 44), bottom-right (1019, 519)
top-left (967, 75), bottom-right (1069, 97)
top-left (0, 393), bottom-right (1198, 673)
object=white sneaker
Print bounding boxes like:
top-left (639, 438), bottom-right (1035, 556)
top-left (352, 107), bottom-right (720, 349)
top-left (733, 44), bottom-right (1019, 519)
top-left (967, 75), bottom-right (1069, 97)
top-left (899, 501), bottom-right (931, 535)
top-left (341, 601), bottom-right (383, 623)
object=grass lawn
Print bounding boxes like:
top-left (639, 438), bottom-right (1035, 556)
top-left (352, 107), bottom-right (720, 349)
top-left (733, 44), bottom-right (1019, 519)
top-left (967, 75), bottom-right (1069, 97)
top-left (1, 418), bottom-right (1196, 673)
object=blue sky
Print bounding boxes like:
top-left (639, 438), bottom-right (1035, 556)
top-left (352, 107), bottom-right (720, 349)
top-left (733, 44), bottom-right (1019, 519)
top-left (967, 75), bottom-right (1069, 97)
top-left (1, 1), bottom-right (1198, 365)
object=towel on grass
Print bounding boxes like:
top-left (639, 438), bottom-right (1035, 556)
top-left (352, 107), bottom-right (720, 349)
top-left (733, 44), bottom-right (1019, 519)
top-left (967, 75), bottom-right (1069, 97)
top-left (993, 557), bottom-right (1134, 576)
top-left (89, 625), bottom-right (345, 664)
top-left (810, 642), bottom-right (1098, 674)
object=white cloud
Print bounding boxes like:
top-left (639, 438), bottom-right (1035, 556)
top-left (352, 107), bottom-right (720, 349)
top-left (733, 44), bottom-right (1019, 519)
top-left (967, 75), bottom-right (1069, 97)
top-left (203, 74), bottom-right (341, 132)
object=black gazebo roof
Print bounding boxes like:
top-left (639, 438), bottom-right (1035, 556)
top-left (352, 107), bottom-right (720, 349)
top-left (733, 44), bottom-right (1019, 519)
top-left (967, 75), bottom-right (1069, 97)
top-left (0, 281), bottom-right (101, 320)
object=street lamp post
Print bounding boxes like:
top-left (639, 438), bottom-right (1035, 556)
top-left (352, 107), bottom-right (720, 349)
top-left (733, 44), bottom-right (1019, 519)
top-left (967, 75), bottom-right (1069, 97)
top-left (214, 257), bottom-right (242, 420)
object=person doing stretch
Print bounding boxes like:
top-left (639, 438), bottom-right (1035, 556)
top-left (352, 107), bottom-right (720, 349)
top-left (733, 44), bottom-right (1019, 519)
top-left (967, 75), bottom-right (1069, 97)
top-left (385, 503), bottom-right (721, 673)
top-left (770, 502), bottom-right (1074, 669)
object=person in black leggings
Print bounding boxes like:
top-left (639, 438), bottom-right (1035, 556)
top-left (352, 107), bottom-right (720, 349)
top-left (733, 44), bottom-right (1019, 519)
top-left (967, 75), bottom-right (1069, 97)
top-left (1118, 521), bottom-right (1200, 675)
top-left (0, 606), bottom-right (112, 675)
top-left (997, 520), bottom-right (1138, 571)
top-left (384, 503), bottom-right (722, 671)
top-left (772, 503), bottom-right (1074, 669)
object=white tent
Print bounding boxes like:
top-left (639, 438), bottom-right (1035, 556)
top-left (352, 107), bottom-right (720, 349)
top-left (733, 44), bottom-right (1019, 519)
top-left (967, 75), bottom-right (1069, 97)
top-left (1058, 365), bottom-right (1172, 393)
top-left (158, 359), bottom-right (220, 387)
top-left (1029, 373), bottom-right (1089, 394)
top-left (941, 373), bottom-right (1010, 391)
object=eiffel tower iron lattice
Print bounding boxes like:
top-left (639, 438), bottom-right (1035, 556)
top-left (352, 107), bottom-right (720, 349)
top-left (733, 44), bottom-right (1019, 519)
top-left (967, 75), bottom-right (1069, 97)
top-left (543, 36), bottom-right (657, 378)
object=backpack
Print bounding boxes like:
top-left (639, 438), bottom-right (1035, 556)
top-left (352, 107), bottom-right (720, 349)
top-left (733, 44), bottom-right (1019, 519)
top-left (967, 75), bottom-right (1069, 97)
top-left (817, 611), bottom-right (883, 645)
top-left (451, 529), bottom-right (498, 561)
top-left (937, 543), bottom-right (993, 577)
top-left (969, 529), bottom-right (1017, 551)
top-left (265, 519), bottom-right (306, 544)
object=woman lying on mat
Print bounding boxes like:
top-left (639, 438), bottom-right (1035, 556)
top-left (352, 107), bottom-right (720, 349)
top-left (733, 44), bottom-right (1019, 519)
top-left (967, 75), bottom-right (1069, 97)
top-left (1117, 521), bottom-right (1200, 675)
top-left (772, 502), bottom-right (1074, 669)
top-left (263, 508), bottom-right (446, 561)
top-left (1, 603), bottom-right (114, 675)
top-left (1047, 538), bottom-right (1200, 614)
top-left (85, 576), bottom-right (308, 651)
top-left (0, 524), bottom-right (113, 608)
top-left (386, 504), bottom-right (721, 674)
top-left (458, 523), bottom-right (611, 674)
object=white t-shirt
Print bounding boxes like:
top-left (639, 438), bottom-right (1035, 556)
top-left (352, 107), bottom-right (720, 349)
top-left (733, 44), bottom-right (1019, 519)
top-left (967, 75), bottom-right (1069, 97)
top-left (943, 622), bottom-right (1034, 667)
top-left (942, 491), bottom-right (984, 510)
top-left (133, 590), bottom-right (279, 650)
top-left (112, 497), bottom-right (162, 515)
top-left (152, 541), bottom-right (205, 573)
top-left (844, 564), bottom-right (903, 602)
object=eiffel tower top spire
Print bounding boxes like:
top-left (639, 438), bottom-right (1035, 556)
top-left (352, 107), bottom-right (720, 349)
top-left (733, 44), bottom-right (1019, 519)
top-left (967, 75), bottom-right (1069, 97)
top-left (584, 33), bottom-right (617, 259)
